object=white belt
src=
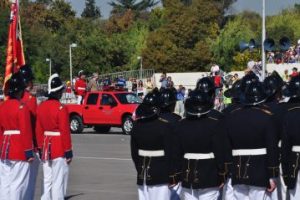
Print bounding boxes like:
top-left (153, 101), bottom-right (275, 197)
top-left (138, 149), bottom-right (165, 157)
top-left (232, 148), bottom-right (267, 156)
top-left (78, 87), bottom-right (86, 90)
top-left (184, 153), bottom-right (215, 160)
top-left (44, 131), bottom-right (61, 136)
top-left (4, 130), bottom-right (20, 135)
top-left (292, 146), bottom-right (300, 153)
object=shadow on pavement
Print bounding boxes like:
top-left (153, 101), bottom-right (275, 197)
top-left (65, 193), bottom-right (84, 200)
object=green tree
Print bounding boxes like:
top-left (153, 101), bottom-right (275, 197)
top-left (36, 0), bottom-right (53, 5)
top-left (211, 12), bottom-right (261, 71)
top-left (143, 0), bottom-right (220, 72)
top-left (109, 0), bottom-right (159, 14)
top-left (81, 0), bottom-right (101, 19)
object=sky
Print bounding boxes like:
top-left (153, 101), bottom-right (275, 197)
top-left (69, 0), bottom-right (300, 18)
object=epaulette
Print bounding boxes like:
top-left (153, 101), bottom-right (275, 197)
top-left (252, 107), bottom-right (273, 115)
top-left (288, 107), bottom-right (300, 112)
top-left (158, 118), bottom-right (169, 123)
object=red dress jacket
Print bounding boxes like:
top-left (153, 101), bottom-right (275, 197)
top-left (0, 99), bottom-right (34, 161)
top-left (21, 90), bottom-right (37, 116)
top-left (36, 99), bottom-right (73, 161)
top-left (75, 79), bottom-right (87, 96)
top-left (22, 90), bottom-right (38, 149)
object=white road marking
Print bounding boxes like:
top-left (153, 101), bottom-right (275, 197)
top-left (76, 156), bottom-right (131, 161)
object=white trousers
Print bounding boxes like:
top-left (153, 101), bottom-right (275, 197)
top-left (77, 95), bottom-right (83, 104)
top-left (0, 160), bottom-right (30, 200)
top-left (170, 183), bottom-right (182, 200)
top-left (290, 170), bottom-right (300, 200)
top-left (41, 157), bottom-right (69, 200)
top-left (222, 178), bottom-right (235, 200)
top-left (233, 184), bottom-right (272, 200)
top-left (25, 152), bottom-right (40, 200)
top-left (181, 187), bottom-right (220, 200)
top-left (278, 165), bottom-right (288, 200)
top-left (138, 184), bottom-right (170, 200)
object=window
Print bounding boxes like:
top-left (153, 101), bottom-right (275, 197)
top-left (86, 93), bottom-right (99, 105)
top-left (115, 93), bottom-right (142, 104)
top-left (101, 94), bottom-right (117, 106)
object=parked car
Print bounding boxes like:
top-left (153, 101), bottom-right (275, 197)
top-left (66, 91), bottom-right (141, 134)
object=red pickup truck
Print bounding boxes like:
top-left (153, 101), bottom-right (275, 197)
top-left (66, 91), bottom-right (141, 134)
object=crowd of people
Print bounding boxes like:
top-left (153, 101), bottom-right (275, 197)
top-left (68, 70), bottom-right (156, 104)
top-left (131, 68), bottom-right (300, 200)
top-left (267, 40), bottom-right (300, 64)
top-left (0, 65), bottom-right (72, 200)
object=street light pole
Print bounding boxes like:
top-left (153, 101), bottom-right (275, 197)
top-left (69, 43), bottom-right (77, 86)
top-left (137, 56), bottom-right (143, 80)
top-left (46, 58), bottom-right (52, 76)
top-left (262, 0), bottom-right (266, 80)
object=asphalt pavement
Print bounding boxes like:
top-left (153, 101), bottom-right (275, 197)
top-left (34, 128), bottom-right (137, 200)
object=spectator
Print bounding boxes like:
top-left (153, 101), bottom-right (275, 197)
top-left (65, 81), bottom-right (72, 103)
top-left (160, 72), bottom-right (168, 88)
top-left (145, 78), bottom-right (154, 93)
top-left (87, 73), bottom-right (99, 92)
top-left (166, 76), bottom-right (174, 88)
top-left (275, 51), bottom-right (283, 64)
top-left (215, 88), bottom-right (224, 111)
top-left (223, 85), bottom-right (232, 108)
top-left (291, 67), bottom-right (298, 78)
top-left (102, 76), bottom-right (111, 90)
top-left (210, 64), bottom-right (220, 76)
top-left (214, 71), bottom-right (223, 88)
top-left (282, 69), bottom-right (289, 82)
top-left (231, 73), bottom-right (239, 83)
top-left (116, 75), bottom-right (126, 88)
top-left (131, 78), bottom-right (137, 93)
top-left (267, 52), bottom-right (275, 63)
top-left (175, 85), bottom-right (185, 117)
top-left (137, 80), bottom-right (145, 99)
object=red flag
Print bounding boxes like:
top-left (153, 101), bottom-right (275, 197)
top-left (4, 0), bottom-right (26, 97)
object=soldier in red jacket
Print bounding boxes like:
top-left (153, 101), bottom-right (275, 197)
top-left (20, 64), bottom-right (39, 200)
top-left (36, 73), bottom-right (73, 200)
top-left (0, 72), bottom-right (34, 200)
top-left (74, 70), bottom-right (87, 104)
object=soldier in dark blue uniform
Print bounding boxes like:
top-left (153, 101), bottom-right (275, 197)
top-left (221, 79), bottom-right (243, 200)
top-left (131, 89), bottom-right (178, 200)
top-left (174, 83), bottom-right (226, 200)
top-left (223, 81), bottom-right (279, 200)
top-left (158, 88), bottom-right (182, 200)
top-left (221, 73), bottom-right (259, 200)
top-left (281, 75), bottom-right (300, 200)
top-left (263, 71), bottom-right (287, 200)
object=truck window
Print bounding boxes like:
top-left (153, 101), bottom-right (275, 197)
top-left (86, 93), bottom-right (99, 105)
top-left (101, 94), bottom-right (117, 105)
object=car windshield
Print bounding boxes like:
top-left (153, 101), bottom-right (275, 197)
top-left (115, 93), bottom-right (142, 104)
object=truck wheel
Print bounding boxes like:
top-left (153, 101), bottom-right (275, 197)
top-left (122, 115), bottom-right (133, 135)
top-left (94, 126), bottom-right (111, 133)
top-left (70, 115), bottom-right (84, 133)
